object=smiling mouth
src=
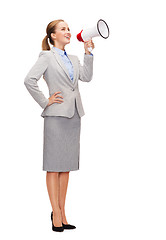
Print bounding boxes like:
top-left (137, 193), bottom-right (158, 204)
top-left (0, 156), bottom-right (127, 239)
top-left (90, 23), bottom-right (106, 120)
top-left (65, 36), bottom-right (70, 39)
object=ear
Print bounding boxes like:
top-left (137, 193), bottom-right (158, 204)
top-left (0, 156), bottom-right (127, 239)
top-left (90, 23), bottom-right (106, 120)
top-left (51, 32), bottom-right (56, 40)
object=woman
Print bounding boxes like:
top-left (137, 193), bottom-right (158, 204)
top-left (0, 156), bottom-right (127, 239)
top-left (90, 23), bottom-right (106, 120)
top-left (24, 19), bottom-right (94, 232)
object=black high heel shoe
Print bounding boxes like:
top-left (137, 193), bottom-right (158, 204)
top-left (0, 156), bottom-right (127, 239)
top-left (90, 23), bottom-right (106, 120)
top-left (62, 222), bottom-right (76, 229)
top-left (51, 211), bottom-right (64, 232)
top-left (51, 211), bottom-right (76, 230)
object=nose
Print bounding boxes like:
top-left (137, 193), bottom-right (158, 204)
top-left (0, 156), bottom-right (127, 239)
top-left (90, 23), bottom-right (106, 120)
top-left (66, 30), bottom-right (71, 36)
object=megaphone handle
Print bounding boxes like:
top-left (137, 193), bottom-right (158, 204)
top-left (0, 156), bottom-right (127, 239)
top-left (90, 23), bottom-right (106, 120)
top-left (88, 47), bottom-right (93, 52)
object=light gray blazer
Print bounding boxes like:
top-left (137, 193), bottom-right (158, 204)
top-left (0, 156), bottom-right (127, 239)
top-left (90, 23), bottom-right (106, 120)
top-left (24, 46), bottom-right (94, 118)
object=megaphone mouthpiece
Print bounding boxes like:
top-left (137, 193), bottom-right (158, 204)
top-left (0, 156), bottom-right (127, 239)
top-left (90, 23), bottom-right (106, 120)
top-left (77, 30), bottom-right (84, 42)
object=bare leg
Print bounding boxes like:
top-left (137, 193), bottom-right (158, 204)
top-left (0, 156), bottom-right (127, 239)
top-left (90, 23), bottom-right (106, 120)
top-left (58, 172), bottom-right (69, 224)
top-left (46, 172), bottom-right (62, 227)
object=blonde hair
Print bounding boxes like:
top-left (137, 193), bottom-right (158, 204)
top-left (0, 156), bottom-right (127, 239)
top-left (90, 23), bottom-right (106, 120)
top-left (42, 19), bottom-right (64, 50)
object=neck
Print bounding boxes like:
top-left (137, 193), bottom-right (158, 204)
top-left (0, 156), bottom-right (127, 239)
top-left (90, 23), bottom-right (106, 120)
top-left (53, 42), bottom-right (65, 51)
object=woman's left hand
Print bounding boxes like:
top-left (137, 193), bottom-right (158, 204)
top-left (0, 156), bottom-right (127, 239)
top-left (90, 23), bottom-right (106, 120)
top-left (84, 39), bottom-right (95, 54)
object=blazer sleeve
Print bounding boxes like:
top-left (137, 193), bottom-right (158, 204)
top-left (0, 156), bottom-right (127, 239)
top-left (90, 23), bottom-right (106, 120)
top-left (24, 51), bottom-right (49, 109)
top-left (77, 53), bottom-right (94, 82)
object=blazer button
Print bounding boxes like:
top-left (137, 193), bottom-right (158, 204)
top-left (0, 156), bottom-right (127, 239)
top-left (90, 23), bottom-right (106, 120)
top-left (71, 88), bottom-right (74, 91)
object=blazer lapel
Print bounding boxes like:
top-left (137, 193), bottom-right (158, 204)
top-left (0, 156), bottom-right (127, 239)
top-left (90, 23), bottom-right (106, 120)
top-left (50, 47), bottom-right (76, 86)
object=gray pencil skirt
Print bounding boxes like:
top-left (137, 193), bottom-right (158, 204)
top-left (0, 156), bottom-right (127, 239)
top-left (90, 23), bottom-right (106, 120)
top-left (42, 100), bottom-right (81, 172)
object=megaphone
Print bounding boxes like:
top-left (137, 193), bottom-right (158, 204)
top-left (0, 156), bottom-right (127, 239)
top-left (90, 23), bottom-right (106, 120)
top-left (76, 19), bottom-right (110, 52)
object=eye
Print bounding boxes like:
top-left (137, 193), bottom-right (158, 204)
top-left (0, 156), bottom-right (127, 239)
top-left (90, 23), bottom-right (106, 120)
top-left (61, 27), bottom-right (70, 31)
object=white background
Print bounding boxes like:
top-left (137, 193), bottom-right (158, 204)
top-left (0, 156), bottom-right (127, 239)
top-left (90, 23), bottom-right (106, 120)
top-left (0, 0), bottom-right (166, 239)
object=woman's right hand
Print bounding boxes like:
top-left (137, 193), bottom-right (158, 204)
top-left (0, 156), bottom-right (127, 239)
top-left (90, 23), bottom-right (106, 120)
top-left (47, 91), bottom-right (64, 107)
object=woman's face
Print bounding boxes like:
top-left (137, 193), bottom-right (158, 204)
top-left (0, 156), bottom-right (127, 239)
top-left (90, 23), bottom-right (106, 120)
top-left (52, 21), bottom-right (71, 46)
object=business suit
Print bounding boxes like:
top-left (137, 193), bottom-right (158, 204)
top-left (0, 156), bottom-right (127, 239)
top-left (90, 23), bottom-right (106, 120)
top-left (24, 46), bottom-right (94, 118)
top-left (24, 46), bottom-right (94, 172)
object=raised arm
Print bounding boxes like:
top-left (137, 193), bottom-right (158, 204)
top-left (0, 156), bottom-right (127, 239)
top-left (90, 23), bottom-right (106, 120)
top-left (77, 53), bottom-right (94, 82)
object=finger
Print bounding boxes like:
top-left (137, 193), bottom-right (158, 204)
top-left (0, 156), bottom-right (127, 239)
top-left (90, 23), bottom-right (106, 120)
top-left (54, 91), bottom-right (61, 95)
top-left (54, 97), bottom-right (63, 102)
top-left (55, 95), bottom-right (63, 98)
top-left (55, 100), bottom-right (64, 103)
top-left (84, 40), bottom-right (91, 44)
top-left (87, 41), bottom-right (93, 46)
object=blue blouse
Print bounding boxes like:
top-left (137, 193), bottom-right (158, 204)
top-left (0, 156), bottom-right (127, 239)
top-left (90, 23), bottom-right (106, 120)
top-left (53, 46), bottom-right (74, 81)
